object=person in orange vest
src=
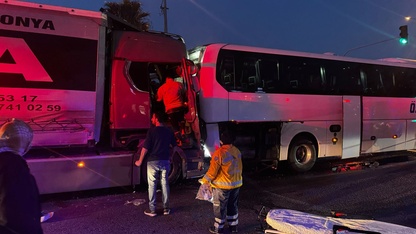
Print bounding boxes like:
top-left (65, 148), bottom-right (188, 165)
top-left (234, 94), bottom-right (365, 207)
top-left (200, 129), bottom-right (243, 234)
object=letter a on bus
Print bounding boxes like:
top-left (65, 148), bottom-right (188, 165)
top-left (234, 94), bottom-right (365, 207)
top-left (0, 36), bottom-right (52, 82)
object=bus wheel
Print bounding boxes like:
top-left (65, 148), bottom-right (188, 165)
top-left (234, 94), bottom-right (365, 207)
top-left (288, 138), bottom-right (316, 172)
top-left (168, 155), bottom-right (182, 184)
top-left (140, 156), bottom-right (182, 185)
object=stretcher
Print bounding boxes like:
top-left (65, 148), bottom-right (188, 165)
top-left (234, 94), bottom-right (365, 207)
top-left (259, 208), bottom-right (416, 234)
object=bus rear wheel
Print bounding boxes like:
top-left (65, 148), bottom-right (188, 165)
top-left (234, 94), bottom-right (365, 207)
top-left (168, 155), bottom-right (182, 184)
top-left (288, 138), bottom-right (316, 172)
top-left (139, 155), bottom-right (182, 185)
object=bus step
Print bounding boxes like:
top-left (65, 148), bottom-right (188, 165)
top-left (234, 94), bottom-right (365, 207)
top-left (186, 169), bottom-right (206, 178)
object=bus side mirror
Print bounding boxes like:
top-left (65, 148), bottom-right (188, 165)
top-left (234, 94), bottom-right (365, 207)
top-left (186, 59), bottom-right (201, 92)
top-left (186, 59), bottom-right (199, 76)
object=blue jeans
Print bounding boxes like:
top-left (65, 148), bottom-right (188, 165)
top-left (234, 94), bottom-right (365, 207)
top-left (212, 187), bottom-right (240, 229)
top-left (147, 160), bottom-right (170, 212)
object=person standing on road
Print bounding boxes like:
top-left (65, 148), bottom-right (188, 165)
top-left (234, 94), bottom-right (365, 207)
top-left (135, 112), bottom-right (177, 217)
top-left (200, 129), bottom-right (243, 234)
top-left (156, 66), bottom-right (188, 137)
top-left (0, 118), bottom-right (43, 234)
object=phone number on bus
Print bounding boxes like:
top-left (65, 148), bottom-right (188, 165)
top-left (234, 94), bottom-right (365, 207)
top-left (0, 95), bottom-right (61, 112)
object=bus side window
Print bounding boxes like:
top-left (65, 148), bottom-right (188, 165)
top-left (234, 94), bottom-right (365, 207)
top-left (376, 72), bottom-right (386, 96)
top-left (222, 72), bottom-right (234, 91)
top-left (280, 63), bottom-right (295, 93)
top-left (322, 65), bottom-right (339, 95)
top-left (361, 66), bottom-right (384, 96)
top-left (372, 69), bottom-right (385, 96)
top-left (149, 64), bottom-right (161, 94)
top-left (409, 72), bottom-right (416, 97)
top-left (218, 56), bottom-right (236, 91)
top-left (248, 76), bottom-right (256, 91)
top-left (349, 76), bottom-right (362, 95)
top-left (259, 59), bottom-right (279, 93)
top-left (395, 69), bottom-right (413, 97)
top-left (309, 74), bottom-right (322, 93)
top-left (240, 59), bottom-right (258, 92)
top-left (290, 79), bottom-right (298, 89)
top-left (360, 70), bottom-right (372, 95)
top-left (283, 63), bottom-right (300, 93)
top-left (304, 63), bottom-right (322, 94)
top-left (126, 61), bottom-right (150, 92)
top-left (380, 71), bottom-right (396, 96)
top-left (328, 75), bottom-right (338, 94)
top-left (337, 63), bottom-right (361, 95)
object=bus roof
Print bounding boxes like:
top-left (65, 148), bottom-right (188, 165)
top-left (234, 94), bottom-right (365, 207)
top-left (207, 43), bottom-right (416, 69)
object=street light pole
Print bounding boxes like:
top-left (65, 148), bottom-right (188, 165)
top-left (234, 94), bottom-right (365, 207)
top-left (344, 17), bottom-right (413, 56)
top-left (343, 38), bottom-right (396, 56)
top-left (161, 0), bottom-right (168, 33)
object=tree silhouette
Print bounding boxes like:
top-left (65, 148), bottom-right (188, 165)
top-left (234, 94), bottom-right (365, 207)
top-left (103, 0), bottom-right (150, 31)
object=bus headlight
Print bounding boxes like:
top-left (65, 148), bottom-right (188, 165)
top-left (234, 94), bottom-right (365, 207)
top-left (202, 144), bottom-right (212, 158)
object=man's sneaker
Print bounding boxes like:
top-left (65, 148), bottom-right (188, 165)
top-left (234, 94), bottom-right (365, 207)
top-left (144, 209), bottom-right (157, 217)
top-left (40, 211), bottom-right (54, 223)
top-left (163, 209), bottom-right (171, 215)
top-left (208, 226), bottom-right (223, 234)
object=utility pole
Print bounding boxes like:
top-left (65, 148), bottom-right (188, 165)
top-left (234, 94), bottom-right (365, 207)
top-left (161, 0), bottom-right (168, 33)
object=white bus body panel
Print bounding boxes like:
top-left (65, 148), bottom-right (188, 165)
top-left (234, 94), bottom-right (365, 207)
top-left (406, 120), bottom-right (416, 149)
top-left (362, 97), bottom-right (416, 153)
top-left (279, 120), bottom-right (342, 161)
top-left (199, 44), bottom-right (229, 123)
top-left (342, 96), bottom-right (361, 158)
top-left (28, 153), bottom-right (138, 194)
top-left (204, 123), bottom-right (221, 157)
top-left (228, 93), bottom-right (341, 122)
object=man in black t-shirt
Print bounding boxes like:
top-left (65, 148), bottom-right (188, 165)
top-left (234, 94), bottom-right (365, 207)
top-left (135, 112), bottom-right (176, 217)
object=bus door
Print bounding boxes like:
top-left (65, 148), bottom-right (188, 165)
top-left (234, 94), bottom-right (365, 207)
top-left (342, 96), bottom-right (361, 158)
top-left (181, 58), bottom-right (201, 144)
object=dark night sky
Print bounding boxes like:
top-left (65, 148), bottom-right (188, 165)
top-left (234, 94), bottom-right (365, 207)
top-left (24, 0), bottom-right (416, 60)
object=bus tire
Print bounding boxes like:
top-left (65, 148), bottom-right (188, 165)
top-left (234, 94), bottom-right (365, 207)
top-left (168, 155), bottom-right (182, 184)
top-left (288, 138), bottom-right (316, 172)
top-left (140, 156), bottom-right (182, 185)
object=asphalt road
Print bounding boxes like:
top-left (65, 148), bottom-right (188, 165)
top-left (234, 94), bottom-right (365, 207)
top-left (40, 155), bottom-right (416, 233)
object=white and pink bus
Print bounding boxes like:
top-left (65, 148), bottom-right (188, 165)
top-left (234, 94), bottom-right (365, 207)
top-left (189, 43), bottom-right (416, 172)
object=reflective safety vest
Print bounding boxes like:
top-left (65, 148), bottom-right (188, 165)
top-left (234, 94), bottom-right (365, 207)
top-left (202, 144), bottom-right (243, 189)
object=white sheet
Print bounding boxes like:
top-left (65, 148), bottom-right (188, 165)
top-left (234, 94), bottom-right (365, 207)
top-left (266, 209), bottom-right (416, 234)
